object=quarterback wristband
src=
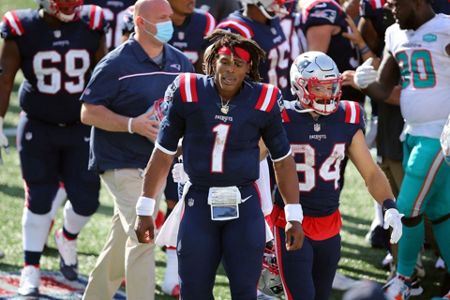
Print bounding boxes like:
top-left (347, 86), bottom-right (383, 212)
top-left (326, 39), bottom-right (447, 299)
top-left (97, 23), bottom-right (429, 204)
top-left (136, 196), bottom-right (155, 216)
top-left (382, 198), bottom-right (397, 212)
top-left (127, 117), bottom-right (134, 134)
top-left (284, 204), bottom-right (303, 223)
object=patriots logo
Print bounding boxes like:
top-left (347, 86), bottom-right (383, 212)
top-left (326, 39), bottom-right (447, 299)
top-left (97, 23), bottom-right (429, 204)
top-left (309, 9), bottom-right (337, 23)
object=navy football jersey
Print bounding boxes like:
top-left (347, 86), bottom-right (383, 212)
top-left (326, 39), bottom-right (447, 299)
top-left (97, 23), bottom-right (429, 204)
top-left (169, 9), bottom-right (216, 64)
top-left (274, 100), bottom-right (365, 217)
top-left (432, 0), bottom-right (450, 14)
top-left (84, 0), bottom-right (136, 51)
top-left (158, 73), bottom-right (291, 187)
top-left (281, 11), bottom-right (308, 70)
top-left (120, 8), bottom-right (216, 64)
top-left (359, 0), bottom-right (394, 56)
top-left (217, 11), bottom-right (294, 100)
top-left (0, 6), bottom-right (107, 124)
top-left (302, 1), bottom-right (365, 103)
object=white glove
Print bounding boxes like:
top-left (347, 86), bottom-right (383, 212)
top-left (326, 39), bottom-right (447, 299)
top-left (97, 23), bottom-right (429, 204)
top-left (0, 116), bottom-right (9, 150)
top-left (172, 162), bottom-right (189, 184)
top-left (440, 114), bottom-right (450, 165)
top-left (383, 208), bottom-right (403, 244)
top-left (354, 58), bottom-right (377, 89)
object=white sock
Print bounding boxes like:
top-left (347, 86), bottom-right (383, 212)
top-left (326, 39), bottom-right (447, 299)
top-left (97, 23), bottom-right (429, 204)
top-left (63, 201), bottom-right (91, 235)
top-left (49, 186), bottom-right (67, 220)
top-left (162, 248), bottom-right (179, 292)
top-left (22, 208), bottom-right (52, 252)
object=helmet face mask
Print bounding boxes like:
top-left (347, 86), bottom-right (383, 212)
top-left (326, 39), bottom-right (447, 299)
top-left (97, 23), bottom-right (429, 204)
top-left (36, 0), bottom-right (83, 22)
top-left (290, 51), bottom-right (342, 115)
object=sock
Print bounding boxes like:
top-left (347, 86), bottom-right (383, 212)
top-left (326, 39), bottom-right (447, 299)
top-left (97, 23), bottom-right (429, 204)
top-left (63, 201), bottom-right (90, 238)
top-left (22, 208), bottom-right (52, 264)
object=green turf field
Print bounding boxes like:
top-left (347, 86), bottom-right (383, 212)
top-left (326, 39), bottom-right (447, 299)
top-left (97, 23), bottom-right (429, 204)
top-left (0, 1), bottom-right (446, 299)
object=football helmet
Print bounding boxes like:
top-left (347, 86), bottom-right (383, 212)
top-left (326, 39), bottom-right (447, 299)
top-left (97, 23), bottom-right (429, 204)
top-left (258, 241), bottom-right (284, 297)
top-left (240, 0), bottom-right (290, 19)
top-left (35, 0), bottom-right (83, 22)
top-left (290, 51), bottom-right (342, 115)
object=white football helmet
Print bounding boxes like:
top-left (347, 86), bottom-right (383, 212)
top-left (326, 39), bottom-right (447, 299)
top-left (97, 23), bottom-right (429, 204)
top-left (35, 0), bottom-right (83, 22)
top-left (290, 51), bottom-right (342, 115)
top-left (240, 0), bottom-right (290, 19)
top-left (258, 241), bottom-right (284, 297)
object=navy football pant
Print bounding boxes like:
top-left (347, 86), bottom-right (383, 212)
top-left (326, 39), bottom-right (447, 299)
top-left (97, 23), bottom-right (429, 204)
top-left (177, 184), bottom-right (265, 300)
top-left (275, 227), bottom-right (341, 300)
top-left (17, 115), bottom-right (100, 216)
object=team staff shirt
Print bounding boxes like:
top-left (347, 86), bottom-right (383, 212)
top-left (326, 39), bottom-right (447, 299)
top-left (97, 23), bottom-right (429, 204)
top-left (274, 100), bottom-right (365, 217)
top-left (385, 14), bottom-right (450, 139)
top-left (217, 11), bottom-right (293, 100)
top-left (0, 6), bottom-right (107, 125)
top-left (80, 36), bottom-right (194, 172)
top-left (302, 0), bottom-right (365, 103)
top-left (157, 74), bottom-right (292, 187)
top-left (84, 0), bottom-right (136, 51)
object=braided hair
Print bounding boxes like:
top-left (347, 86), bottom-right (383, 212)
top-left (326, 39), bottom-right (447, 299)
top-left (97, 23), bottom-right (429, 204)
top-left (203, 29), bottom-right (266, 82)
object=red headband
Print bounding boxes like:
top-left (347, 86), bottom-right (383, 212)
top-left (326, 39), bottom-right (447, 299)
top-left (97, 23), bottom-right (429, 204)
top-left (217, 46), bottom-right (251, 63)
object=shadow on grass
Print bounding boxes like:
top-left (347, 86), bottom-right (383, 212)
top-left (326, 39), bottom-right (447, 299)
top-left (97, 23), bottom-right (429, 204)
top-left (0, 184), bottom-right (24, 199)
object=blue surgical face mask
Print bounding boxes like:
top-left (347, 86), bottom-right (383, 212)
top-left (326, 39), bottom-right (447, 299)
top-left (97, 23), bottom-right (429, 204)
top-left (142, 18), bottom-right (174, 44)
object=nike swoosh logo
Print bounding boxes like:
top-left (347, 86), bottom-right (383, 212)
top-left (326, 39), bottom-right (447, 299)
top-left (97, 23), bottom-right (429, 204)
top-left (241, 195), bottom-right (252, 203)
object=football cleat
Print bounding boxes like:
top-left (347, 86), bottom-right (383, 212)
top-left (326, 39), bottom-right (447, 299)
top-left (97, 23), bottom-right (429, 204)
top-left (383, 274), bottom-right (411, 300)
top-left (55, 229), bottom-right (78, 281)
top-left (17, 265), bottom-right (40, 297)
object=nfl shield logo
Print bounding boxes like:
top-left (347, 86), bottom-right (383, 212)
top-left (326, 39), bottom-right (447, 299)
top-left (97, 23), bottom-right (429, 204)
top-left (314, 123), bottom-right (321, 132)
top-left (178, 31), bottom-right (185, 40)
top-left (54, 30), bottom-right (61, 38)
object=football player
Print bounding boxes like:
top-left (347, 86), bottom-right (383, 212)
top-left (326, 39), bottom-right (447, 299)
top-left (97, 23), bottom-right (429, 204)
top-left (354, 0), bottom-right (450, 298)
top-left (134, 29), bottom-right (304, 299)
top-left (269, 51), bottom-right (403, 300)
top-left (217, 0), bottom-right (301, 100)
top-left (0, 0), bottom-right (107, 296)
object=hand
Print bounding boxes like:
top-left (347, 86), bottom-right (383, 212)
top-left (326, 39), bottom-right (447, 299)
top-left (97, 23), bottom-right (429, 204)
top-left (341, 70), bottom-right (358, 89)
top-left (172, 162), bottom-right (189, 184)
top-left (383, 208), bottom-right (403, 244)
top-left (134, 215), bottom-right (155, 243)
top-left (354, 58), bottom-right (377, 89)
top-left (285, 221), bottom-right (304, 251)
top-left (131, 111), bottom-right (160, 142)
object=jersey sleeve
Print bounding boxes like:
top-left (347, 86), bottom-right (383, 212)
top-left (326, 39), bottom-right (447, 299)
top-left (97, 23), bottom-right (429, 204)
top-left (80, 5), bottom-right (109, 34)
top-left (1, 10), bottom-right (26, 40)
top-left (341, 100), bottom-right (366, 132)
top-left (303, 2), bottom-right (344, 31)
top-left (80, 56), bottom-right (120, 106)
top-left (156, 75), bottom-right (186, 154)
top-left (260, 87), bottom-right (292, 161)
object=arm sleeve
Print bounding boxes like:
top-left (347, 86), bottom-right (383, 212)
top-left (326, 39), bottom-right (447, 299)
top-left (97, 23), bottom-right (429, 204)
top-left (157, 76), bottom-right (186, 153)
top-left (261, 91), bottom-right (291, 161)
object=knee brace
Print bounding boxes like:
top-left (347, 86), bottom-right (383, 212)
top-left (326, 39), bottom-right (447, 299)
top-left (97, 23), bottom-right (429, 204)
top-left (401, 214), bottom-right (423, 227)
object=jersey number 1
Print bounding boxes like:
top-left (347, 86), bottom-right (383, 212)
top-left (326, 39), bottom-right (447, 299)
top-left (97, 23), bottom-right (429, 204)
top-left (211, 124), bottom-right (231, 173)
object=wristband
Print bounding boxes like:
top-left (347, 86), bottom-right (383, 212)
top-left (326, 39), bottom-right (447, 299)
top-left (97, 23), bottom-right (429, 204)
top-left (359, 44), bottom-right (370, 55)
top-left (284, 204), bottom-right (303, 223)
top-left (136, 196), bottom-right (155, 216)
top-left (382, 198), bottom-right (397, 212)
top-left (128, 117), bottom-right (134, 134)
